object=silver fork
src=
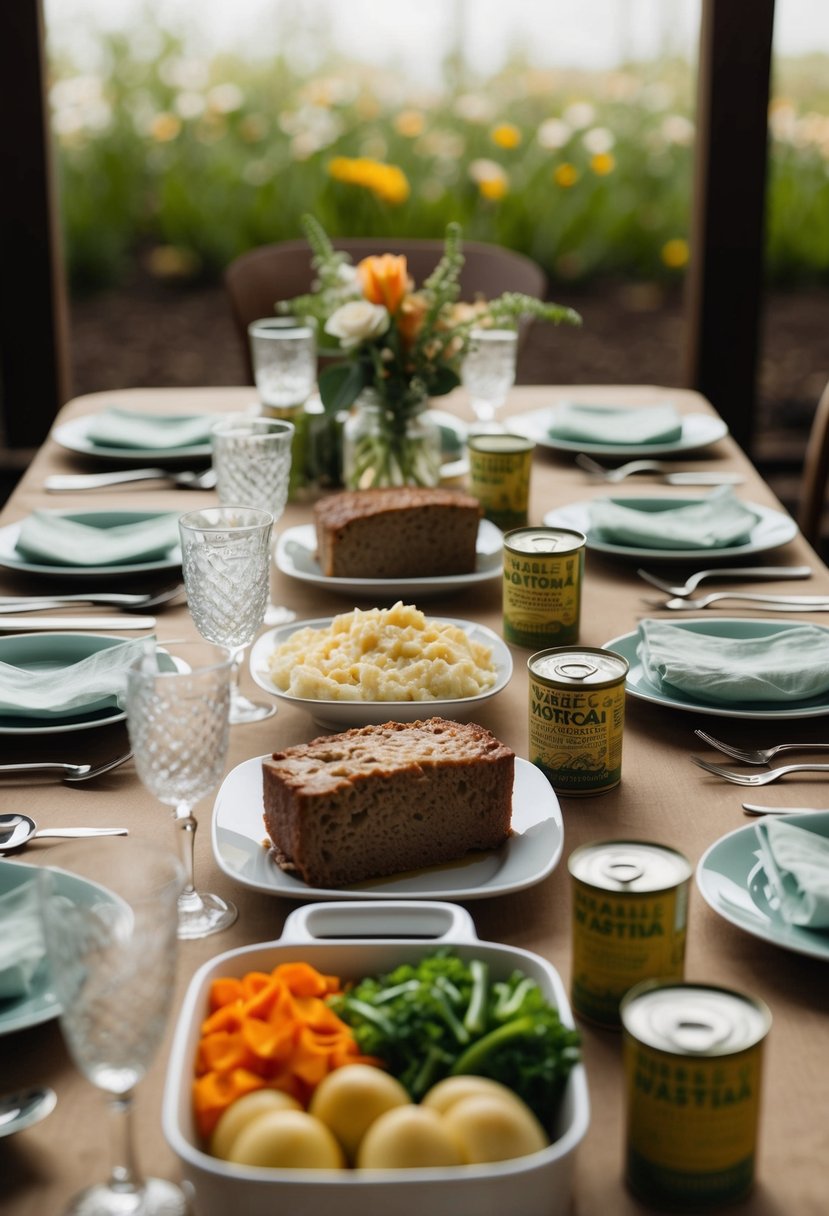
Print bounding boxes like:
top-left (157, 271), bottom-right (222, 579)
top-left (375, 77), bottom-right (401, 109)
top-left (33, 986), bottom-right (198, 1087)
top-left (44, 467), bottom-right (217, 492)
top-left (0, 583), bottom-right (184, 614)
top-left (691, 757), bottom-right (829, 785)
top-left (694, 729), bottom-right (829, 766)
top-left (0, 751), bottom-right (133, 783)
top-left (645, 591), bottom-right (829, 611)
top-left (638, 565), bottom-right (813, 597)
top-left (575, 453), bottom-right (743, 485)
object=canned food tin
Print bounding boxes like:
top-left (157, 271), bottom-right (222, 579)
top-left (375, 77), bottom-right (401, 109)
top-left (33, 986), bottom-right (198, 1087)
top-left (528, 646), bottom-right (627, 794)
top-left (468, 433), bottom-right (535, 530)
top-left (503, 527), bottom-right (585, 649)
top-left (621, 981), bottom-right (771, 1210)
top-left (568, 841), bottom-right (692, 1026)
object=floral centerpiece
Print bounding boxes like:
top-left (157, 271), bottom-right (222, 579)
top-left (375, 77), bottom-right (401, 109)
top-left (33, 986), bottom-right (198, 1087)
top-left (282, 216), bottom-right (581, 488)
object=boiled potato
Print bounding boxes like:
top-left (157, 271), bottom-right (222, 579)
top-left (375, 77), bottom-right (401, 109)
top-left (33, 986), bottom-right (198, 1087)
top-left (357, 1105), bottom-right (465, 1169)
top-left (210, 1089), bottom-right (301, 1160)
top-left (441, 1094), bottom-right (549, 1163)
top-left (309, 1064), bottom-right (411, 1160)
top-left (422, 1075), bottom-right (530, 1116)
top-left (226, 1109), bottom-right (345, 1169)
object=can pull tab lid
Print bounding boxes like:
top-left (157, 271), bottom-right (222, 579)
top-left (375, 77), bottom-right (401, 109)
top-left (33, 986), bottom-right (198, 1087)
top-left (654, 1006), bottom-right (734, 1054)
top-left (601, 854), bottom-right (645, 885)
top-left (557, 661), bottom-right (599, 681)
top-left (530, 537), bottom-right (565, 552)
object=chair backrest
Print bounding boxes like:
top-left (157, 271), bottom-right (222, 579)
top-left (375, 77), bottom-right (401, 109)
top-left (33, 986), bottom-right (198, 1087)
top-left (224, 237), bottom-right (548, 381)
top-left (798, 377), bottom-right (829, 548)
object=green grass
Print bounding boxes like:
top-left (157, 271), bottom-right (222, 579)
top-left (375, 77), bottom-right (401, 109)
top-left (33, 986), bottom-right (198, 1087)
top-left (47, 30), bottom-right (829, 293)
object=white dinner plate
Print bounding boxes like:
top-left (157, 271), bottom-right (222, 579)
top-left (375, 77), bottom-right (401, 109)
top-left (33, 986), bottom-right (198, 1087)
top-left (604, 618), bottom-right (829, 720)
top-left (275, 519), bottom-right (503, 599)
top-left (51, 413), bottom-right (213, 464)
top-left (543, 495), bottom-right (798, 562)
top-left (249, 615), bottom-right (512, 729)
top-left (0, 511), bottom-right (182, 579)
top-left (212, 755), bottom-right (562, 901)
top-left (0, 858), bottom-right (121, 1035)
top-left (509, 405), bottom-right (728, 457)
top-left (696, 813), bottom-right (829, 961)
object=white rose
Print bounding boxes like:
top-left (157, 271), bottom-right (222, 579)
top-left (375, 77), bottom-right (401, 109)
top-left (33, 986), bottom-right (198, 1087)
top-left (325, 300), bottom-right (390, 349)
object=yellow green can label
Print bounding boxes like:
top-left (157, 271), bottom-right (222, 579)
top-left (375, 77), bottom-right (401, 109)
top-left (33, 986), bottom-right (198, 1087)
top-left (504, 528), bottom-right (585, 648)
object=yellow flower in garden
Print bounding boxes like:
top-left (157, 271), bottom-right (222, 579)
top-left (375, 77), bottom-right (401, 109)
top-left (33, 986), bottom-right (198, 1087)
top-left (661, 238), bottom-right (690, 269)
top-left (490, 122), bottom-right (522, 149)
top-left (394, 109), bottom-right (425, 138)
top-left (590, 152), bottom-right (615, 175)
top-left (479, 176), bottom-right (508, 200)
top-left (553, 162), bottom-right (579, 188)
top-left (150, 112), bottom-right (182, 142)
top-left (328, 156), bottom-right (410, 205)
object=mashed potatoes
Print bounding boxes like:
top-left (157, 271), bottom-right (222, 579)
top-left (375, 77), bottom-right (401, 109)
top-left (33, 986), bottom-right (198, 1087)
top-left (266, 602), bottom-right (497, 702)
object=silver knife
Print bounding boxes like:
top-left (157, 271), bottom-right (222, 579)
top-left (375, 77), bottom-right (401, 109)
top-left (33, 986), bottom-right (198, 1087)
top-left (0, 616), bottom-right (156, 632)
top-left (660, 472), bottom-right (745, 485)
top-left (742, 804), bottom-right (826, 816)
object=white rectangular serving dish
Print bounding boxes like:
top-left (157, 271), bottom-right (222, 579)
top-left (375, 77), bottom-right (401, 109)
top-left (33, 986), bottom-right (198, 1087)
top-left (163, 901), bottom-right (589, 1216)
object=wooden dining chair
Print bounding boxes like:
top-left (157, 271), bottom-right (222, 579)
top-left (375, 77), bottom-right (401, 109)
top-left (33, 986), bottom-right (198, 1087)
top-left (224, 236), bottom-right (548, 381)
top-left (797, 377), bottom-right (829, 549)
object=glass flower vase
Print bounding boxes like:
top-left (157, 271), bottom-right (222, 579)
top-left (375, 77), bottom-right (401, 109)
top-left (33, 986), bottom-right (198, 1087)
top-left (342, 387), bottom-right (442, 489)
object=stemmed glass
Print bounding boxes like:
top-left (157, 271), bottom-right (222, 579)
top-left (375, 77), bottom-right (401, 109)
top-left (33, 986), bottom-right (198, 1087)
top-left (211, 416), bottom-right (295, 626)
top-left (125, 638), bottom-right (234, 939)
top-left (178, 505), bottom-right (274, 724)
top-left (39, 838), bottom-right (186, 1216)
top-left (248, 318), bottom-right (317, 411)
top-left (461, 326), bottom-right (518, 432)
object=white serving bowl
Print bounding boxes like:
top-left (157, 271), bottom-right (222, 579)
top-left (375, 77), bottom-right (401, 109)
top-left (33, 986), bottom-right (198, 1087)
top-left (163, 901), bottom-right (589, 1216)
top-left (249, 616), bottom-right (512, 729)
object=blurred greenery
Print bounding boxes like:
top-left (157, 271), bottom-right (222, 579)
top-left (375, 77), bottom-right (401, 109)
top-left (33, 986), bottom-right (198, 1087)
top-left (47, 29), bottom-right (829, 293)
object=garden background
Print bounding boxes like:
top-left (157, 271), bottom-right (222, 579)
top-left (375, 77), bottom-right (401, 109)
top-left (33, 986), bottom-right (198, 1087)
top-left (42, 0), bottom-right (829, 526)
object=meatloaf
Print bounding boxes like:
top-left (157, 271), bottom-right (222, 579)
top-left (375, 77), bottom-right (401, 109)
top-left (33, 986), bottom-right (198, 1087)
top-left (261, 717), bottom-right (514, 888)
top-left (313, 486), bottom-right (481, 579)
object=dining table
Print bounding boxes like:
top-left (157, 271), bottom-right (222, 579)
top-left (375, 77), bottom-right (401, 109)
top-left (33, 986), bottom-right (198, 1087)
top-left (1, 382), bottom-right (827, 1216)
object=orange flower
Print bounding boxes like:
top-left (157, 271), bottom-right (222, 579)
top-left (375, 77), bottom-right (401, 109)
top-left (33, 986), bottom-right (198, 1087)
top-left (396, 292), bottom-right (429, 347)
top-left (358, 254), bottom-right (410, 314)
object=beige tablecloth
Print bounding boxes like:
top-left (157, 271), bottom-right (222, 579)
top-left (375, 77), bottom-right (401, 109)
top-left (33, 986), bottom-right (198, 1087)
top-left (2, 385), bottom-right (827, 1215)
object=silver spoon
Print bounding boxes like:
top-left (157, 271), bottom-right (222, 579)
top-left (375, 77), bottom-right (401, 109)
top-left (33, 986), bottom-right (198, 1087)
top-left (742, 804), bottom-right (826, 816)
top-left (0, 1087), bottom-right (57, 1139)
top-left (0, 815), bottom-right (128, 853)
top-left (44, 467), bottom-right (217, 492)
top-left (0, 583), bottom-right (185, 614)
top-left (0, 750), bottom-right (133, 784)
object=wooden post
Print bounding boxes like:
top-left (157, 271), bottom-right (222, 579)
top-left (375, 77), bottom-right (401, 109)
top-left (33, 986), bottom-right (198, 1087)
top-left (0, 0), bottom-right (70, 450)
top-left (685, 0), bottom-right (775, 452)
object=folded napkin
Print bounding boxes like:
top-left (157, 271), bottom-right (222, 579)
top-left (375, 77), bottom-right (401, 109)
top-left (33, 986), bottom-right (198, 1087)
top-left (637, 619), bottom-right (829, 704)
top-left (0, 876), bottom-right (45, 1000)
top-left (15, 512), bottom-right (181, 566)
top-left (754, 820), bottom-right (829, 928)
top-left (85, 407), bottom-right (214, 450)
top-left (547, 401), bottom-right (683, 445)
top-left (589, 488), bottom-right (760, 549)
top-left (0, 637), bottom-right (149, 717)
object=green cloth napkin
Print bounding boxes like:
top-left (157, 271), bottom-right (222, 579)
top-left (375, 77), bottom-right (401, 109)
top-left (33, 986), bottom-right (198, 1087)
top-left (0, 877), bottom-right (45, 1000)
top-left (547, 401), bottom-right (683, 445)
top-left (637, 619), bottom-right (829, 704)
top-left (85, 407), bottom-right (214, 450)
top-left (0, 637), bottom-right (149, 717)
top-left (15, 512), bottom-right (181, 566)
top-left (589, 488), bottom-right (760, 549)
top-left (754, 820), bottom-right (829, 928)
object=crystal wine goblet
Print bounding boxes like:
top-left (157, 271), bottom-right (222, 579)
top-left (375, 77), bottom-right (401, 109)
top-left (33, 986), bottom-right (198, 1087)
top-left (461, 326), bottom-right (518, 432)
top-left (126, 638), bottom-right (233, 939)
top-left (211, 416), bottom-right (295, 626)
top-left (248, 318), bottom-right (317, 411)
top-left (178, 505), bottom-right (274, 725)
top-left (39, 837), bottom-right (185, 1216)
